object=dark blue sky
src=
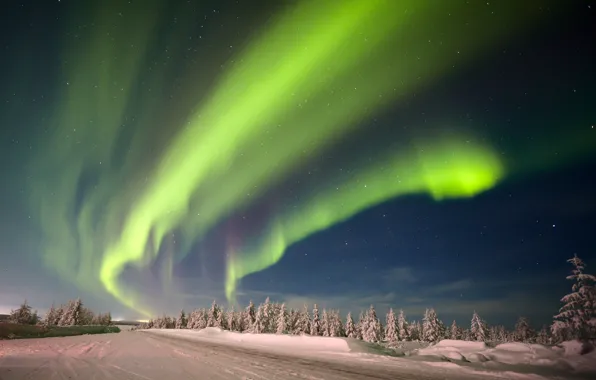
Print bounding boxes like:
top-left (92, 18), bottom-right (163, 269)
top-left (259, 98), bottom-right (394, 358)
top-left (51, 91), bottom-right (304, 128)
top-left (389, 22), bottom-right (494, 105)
top-left (0, 0), bottom-right (595, 328)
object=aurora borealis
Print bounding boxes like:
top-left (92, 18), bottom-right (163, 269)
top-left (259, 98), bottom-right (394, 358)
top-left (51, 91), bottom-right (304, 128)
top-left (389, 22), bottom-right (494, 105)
top-left (1, 0), bottom-right (595, 325)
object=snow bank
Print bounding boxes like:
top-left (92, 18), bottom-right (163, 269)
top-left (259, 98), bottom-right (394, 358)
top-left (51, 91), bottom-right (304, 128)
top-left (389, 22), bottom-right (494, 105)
top-left (146, 327), bottom-right (352, 354)
top-left (412, 339), bottom-right (596, 375)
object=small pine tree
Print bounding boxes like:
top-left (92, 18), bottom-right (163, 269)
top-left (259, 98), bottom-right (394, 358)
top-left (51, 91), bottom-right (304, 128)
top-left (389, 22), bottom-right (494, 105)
top-left (244, 301), bottom-right (256, 331)
top-left (345, 312), bottom-right (357, 338)
top-left (262, 298), bottom-right (273, 333)
top-left (536, 325), bottom-right (551, 345)
top-left (235, 309), bottom-right (244, 332)
top-left (328, 310), bottom-right (344, 337)
top-left (79, 307), bottom-right (94, 325)
top-left (226, 307), bottom-right (236, 332)
top-left (422, 308), bottom-right (442, 343)
top-left (514, 317), bottom-right (535, 343)
top-left (408, 320), bottom-right (420, 341)
top-left (450, 320), bottom-right (460, 340)
top-left (552, 255), bottom-right (596, 341)
top-left (470, 311), bottom-right (488, 342)
top-left (175, 310), bottom-right (187, 329)
top-left (276, 303), bottom-right (287, 334)
top-left (397, 310), bottom-right (409, 341)
top-left (207, 300), bottom-right (219, 328)
top-left (321, 309), bottom-right (330, 337)
top-left (300, 304), bottom-right (311, 335)
top-left (253, 303), bottom-right (266, 333)
top-left (357, 311), bottom-right (368, 340)
top-left (9, 300), bottom-right (33, 325)
top-left (496, 325), bottom-right (508, 342)
top-left (363, 305), bottom-right (383, 343)
top-left (44, 304), bottom-right (59, 326)
top-left (384, 308), bottom-right (398, 343)
top-left (103, 312), bottom-right (112, 326)
top-left (218, 308), bottom-right (228, 329)
top-left (58, 301), bottom-right (73, 326)
top-left (311, 304), bottom-right (321, 336)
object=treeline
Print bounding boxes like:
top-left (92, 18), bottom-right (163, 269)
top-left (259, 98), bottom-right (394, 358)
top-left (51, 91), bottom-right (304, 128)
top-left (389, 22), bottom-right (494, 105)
top-left (138, 299), bottom-right (553, 345)
top-left (139, 255), bottom-right (595, 345)
top-left (8, 298), bottom-right (112, 327)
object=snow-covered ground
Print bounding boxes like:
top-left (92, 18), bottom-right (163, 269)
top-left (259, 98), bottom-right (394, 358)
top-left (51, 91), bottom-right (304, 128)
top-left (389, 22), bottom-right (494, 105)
top-left (0, 328), bottom-right (594, 379)
top-left (408, 339), bottom-right (596, 379)
top-left (147, 328), bottom-right (596, 379)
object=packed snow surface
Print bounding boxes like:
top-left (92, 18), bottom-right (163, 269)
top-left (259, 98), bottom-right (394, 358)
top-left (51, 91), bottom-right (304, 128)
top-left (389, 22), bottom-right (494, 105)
top-left (0, 329), bottom-right (508, 380)
top-left (1, 329), bottom-right (594, 379)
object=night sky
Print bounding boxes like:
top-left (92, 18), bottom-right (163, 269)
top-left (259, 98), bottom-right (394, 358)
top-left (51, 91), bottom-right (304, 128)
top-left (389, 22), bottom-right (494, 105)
top-left (1, 0), bottom-right (595, 328)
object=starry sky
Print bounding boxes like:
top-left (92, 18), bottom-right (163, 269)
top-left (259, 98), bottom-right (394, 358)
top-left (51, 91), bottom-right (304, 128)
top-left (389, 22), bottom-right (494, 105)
top-left (1, 0), bottom-right (595, 328)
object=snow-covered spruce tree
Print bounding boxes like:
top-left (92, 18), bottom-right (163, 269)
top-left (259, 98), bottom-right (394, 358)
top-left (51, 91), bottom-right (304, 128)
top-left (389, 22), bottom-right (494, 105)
top-left (54, 305), bottom-right (65, 325)
top-left (44, 304), bottom-right (59, 326)
top-left (552, 254), bottom-right (596, 341)
top-left (356, 311), bottom-right (367, 340)
top-left (276, 303), bottom-right (287, 334)
top-left (244, 301), bottom-right (256, 332)
top-left (344, 312), bottom-right (357, 338)
top-left (71, 298), bottom-right (83, 325)
top-left (311, 304), bottom-right (321, 336)
top-left (514, 317), bottom-right (535, 343)
top-left (384, 308), bottom-right (398, 343)
top-left (262, 297), bottom-right (274, 333)
top-left (489, 326), bottom-right (498, 342)
top-left (495, 325), bottom-right (508, 342)
top-left (155, 314), bottom-right (174, 329)
top-left (216, 307), bottom-right (227, 330)
top-left (253, 302), bottom-right (266, 333)
top-left (235, 309), bottom-right (245, 332)
top-left (363, 305), bottom-right (383, 343)
top-left (450, 320), bottom-right (460, 340)
top-left (226, 307), bottom-right (236, 332)
top-left (82, 307), bottom-right (96, 325)
top-left (462, 328), bottom-right (472, 341)
top-left (32, 310), bottom-right (40, 325)
top-left (407, 320), bottom-right (419, 341)
top-left (102, 312), bottom-right (112, 326)
top-left (321, 309), bottom-right (330, 337)
top-left (330, 310), bottom-right (345, 337)
top-left (297, 308), bottom-right (307, 334)
top-left (287, 309), bottom-right (298, 334)
top-left (536, 325), bottom-right (551, 345)
top-left (198, 309), bottom-right (208, 329)
top-left (207, 300), bottom-right (219, 328)
top-left (58, 299), bottom-right (77, 326)
top-left (186, 309), bottom-right (198, 329)
top-left (176, 310), bottom-right (187, 329)
top-left (422, 308), bottom-right (443, 343)
top-left (91, 313), bottom-right (101, 325)
top-left (470, 311), bottom-right (488, 342)
top-left (9, 299), bottom-right (34, 325)
top-left (397, 310), bottom-right (409, 341)
top-left (345, 312), bottom-right (357, 338)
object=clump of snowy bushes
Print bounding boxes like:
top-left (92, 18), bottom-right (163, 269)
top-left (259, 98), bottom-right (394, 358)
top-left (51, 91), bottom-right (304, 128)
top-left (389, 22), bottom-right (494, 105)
top-left (5, 298), bottom-right (112, 327)
top-left (1, 297), bottom-right (117, 339)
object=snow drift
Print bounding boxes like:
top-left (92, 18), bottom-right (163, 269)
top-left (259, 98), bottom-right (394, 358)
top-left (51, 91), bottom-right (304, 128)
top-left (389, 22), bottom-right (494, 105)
top-left (412, 339), bottom-right (596, 375)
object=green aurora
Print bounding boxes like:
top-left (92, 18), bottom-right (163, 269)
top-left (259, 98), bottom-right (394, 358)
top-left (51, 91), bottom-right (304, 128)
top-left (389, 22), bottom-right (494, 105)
top-left (27, 0), bottom-right (586, 316)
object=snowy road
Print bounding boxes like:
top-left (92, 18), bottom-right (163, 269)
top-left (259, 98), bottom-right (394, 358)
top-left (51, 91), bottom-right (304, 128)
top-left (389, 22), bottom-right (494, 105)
top-left (0, 331), bottom-right (514, 379)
